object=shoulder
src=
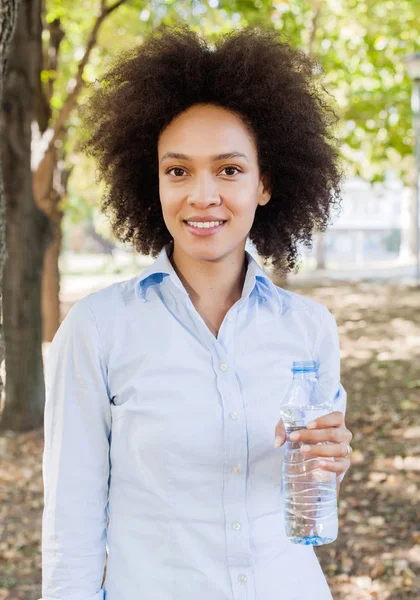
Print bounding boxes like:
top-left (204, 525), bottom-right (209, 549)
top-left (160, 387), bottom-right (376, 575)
top-left (69, 274), bottom-right (142, 320)
top-left (56, 275), bottom-right (142, 349)
top-left (272, 284), bottom-right (333, 322)
top-left (270, 284), bottom-right (340, 356)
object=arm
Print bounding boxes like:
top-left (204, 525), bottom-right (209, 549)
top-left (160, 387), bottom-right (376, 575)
top-left (41, 300), bottom-right (111, 600)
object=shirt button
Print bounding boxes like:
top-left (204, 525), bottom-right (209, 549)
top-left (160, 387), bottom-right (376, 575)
top-left (230, 411), bottom-right (238, 420)
top-left (238, 574), bottom-right (247, 583)
top-left (232, 522), bottom-right (242, 531)
top-left (231, 466), bottom-right (241, 475)
top-left (220, 363), bottom-right (228, 371)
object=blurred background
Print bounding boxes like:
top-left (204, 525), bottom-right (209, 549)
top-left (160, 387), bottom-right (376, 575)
top-left (0, 1), bottom-right (419, 599)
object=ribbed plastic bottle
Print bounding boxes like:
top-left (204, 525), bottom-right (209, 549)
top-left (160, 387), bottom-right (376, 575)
top-left (279, 360), bottom-right (338, 546)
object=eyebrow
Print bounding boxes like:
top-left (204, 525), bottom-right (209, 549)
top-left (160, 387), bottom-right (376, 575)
top-left (160, 151), bottom-right (249, 164)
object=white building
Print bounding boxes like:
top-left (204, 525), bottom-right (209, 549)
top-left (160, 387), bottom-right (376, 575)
top-left (300, 176), bottom-right (416, 266)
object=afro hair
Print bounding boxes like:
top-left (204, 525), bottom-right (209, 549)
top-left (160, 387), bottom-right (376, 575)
top-left (80, 23), bottom-right (343, 273)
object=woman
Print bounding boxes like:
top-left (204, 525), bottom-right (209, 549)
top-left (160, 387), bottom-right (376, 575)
top-left (41, 24), bottom-right (353, 600)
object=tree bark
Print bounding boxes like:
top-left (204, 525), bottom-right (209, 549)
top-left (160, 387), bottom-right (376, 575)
top-left (42, 211), bottom-right (63, 342)
top-left (39, 159), bottom-right (71, 343)
top-left (0, 0), bottom-right (20, 418)
top-left (0, 0), bottom-right (51, 431)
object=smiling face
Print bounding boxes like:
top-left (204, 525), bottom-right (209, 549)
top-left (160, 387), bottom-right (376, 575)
top-left (157, 103), bottom-right (271, 265)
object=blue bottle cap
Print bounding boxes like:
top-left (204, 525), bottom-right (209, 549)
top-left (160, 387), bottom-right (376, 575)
top-left (292, 361), bottom-right (318, 373)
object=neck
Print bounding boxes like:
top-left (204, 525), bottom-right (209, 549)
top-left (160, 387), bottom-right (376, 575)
top-left (169, 244), bottom-right (248, 309)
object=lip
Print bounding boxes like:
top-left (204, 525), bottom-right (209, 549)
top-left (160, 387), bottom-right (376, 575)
top-left (184, 220), bottom-right (226, 237)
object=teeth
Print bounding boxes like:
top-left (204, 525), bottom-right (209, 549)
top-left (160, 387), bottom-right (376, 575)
top-left (186, 221), bottom-right (224, 229)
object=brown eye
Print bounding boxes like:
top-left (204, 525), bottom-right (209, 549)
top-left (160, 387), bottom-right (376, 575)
top-left (167, 167), bottom-right (186, 177)
top-left (221, 166), bottom-right (241, 176)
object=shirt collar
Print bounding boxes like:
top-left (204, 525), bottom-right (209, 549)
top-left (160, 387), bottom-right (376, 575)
top-left (137, 242), bottom-right (280, 310)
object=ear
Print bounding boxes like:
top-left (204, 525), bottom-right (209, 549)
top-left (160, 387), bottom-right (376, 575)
top-left (258, 173), bottom-right (271, 207)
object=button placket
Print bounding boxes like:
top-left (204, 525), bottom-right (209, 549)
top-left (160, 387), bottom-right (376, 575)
top-left (159, 274), bottom-right (256, 597)
top-left (208, 333), bottom-right (253, 598)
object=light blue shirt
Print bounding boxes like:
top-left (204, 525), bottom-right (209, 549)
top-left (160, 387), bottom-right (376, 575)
top-left (41, 243), bottom-right (347, 600)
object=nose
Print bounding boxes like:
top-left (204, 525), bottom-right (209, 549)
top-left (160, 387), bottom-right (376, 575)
top-left (187, 173), bottom-right (221, 208)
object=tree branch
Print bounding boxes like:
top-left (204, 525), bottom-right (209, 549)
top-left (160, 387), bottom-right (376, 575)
top-left (36, 16), bottom-right (65, 133)
top-left (306, 0), bottom-right (322, 55)
top-left (45, 0), bottom-right (127, 152)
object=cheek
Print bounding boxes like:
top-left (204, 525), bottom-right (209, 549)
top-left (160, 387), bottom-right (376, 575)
top-left (159, 187), bottom-right (179, 220)
top-left (157, 199), bottom-right (174, 235)
top-left (231, 195), bottom-right (259, 222)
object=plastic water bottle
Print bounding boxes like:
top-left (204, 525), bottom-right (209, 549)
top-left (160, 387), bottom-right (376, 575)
top-left (279, 360), bottom-right (338, 546)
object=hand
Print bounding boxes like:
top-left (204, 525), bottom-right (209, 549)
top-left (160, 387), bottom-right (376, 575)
top-left (274, 411), bottom-right (353, 479)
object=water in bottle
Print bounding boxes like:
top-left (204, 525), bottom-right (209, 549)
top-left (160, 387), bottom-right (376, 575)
top-left (279, 360), bottom-right (338, 546)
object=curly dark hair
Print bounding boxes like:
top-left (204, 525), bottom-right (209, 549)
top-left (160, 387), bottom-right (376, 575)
top-left (80, 23), bottom-right (343, 273)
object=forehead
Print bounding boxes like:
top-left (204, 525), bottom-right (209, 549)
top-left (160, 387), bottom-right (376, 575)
top-left (158, 103), bottom-right (257, 158)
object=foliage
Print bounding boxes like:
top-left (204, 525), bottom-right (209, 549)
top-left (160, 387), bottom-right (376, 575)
top-left (309, 0), bottom-right (418, 183)
top-left (40, 0), bottom-right (419, 235)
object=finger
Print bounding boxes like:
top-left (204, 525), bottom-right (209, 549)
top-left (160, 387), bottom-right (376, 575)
top-left (307, 411), bottom-right (344, 430)
top-left (290, 427), bottom-right (353, 444)
top-left (301, 441), bottom-right (352, 458)
top-left (274, 418), bottom-right (286, 448)
top-left (318, 458), bottom-right (351, 474)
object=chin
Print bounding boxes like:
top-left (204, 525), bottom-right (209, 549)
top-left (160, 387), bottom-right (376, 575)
top-left (179, 240), bottom-right (241, 264)
top-left (187, 248), bottom-right (226, 262)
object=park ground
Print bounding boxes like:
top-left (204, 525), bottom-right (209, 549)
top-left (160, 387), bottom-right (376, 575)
top-left (0, 278), bottom-right (419, 599)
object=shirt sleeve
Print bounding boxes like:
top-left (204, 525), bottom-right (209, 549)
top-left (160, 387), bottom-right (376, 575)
top-left (315, 306), bottom-right (348, 483)
top-left (40, 299), bottom-right (111, 600)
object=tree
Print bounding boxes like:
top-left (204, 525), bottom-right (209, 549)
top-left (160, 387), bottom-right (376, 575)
top-left (0, 0), bottom-right (20, 420)
top-left (35, 0), bottom-right (128, 343)
top-left (0, 0), bottom-right (49, 431)
top-left (309, 0), bottom-right (418, 262)
top-left (0, 0), bottom-right (134, 431)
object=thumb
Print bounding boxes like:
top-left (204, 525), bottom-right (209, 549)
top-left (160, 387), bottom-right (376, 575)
top-left (274, 418), bottom-right (286, 448)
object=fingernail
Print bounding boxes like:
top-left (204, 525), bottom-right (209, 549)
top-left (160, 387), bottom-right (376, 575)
top-left (307, 421), bottom-right (316, 429)
top-left (302, 445), bottom-right (311, 452)
top-left (290, 432), bottom-right (299, 441)
top-left (274, 436), bottom-right (283, 448)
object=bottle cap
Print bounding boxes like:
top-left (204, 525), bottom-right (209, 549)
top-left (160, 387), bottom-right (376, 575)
top-left (292, 361), bottom-right (318, 373)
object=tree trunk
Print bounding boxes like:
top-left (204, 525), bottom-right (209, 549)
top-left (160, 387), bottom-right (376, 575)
top-left (0, 0), bottom-right (51, 431)
top-left (0, 0), bottom-right (20, 418)
top-left (315, 231), bottom-right (326, 270)
top-left (33, 148), bottom-right (71, 341)
top-left (42, 213), bottom-right (63, 341)
top-left (32, 0), bottom-right (126, 342)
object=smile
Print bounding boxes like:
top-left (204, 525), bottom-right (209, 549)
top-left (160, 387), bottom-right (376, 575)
top-left (185, 220), bottom-right (225, 229)
top-left (183, 220), bottom-right (227, 236)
